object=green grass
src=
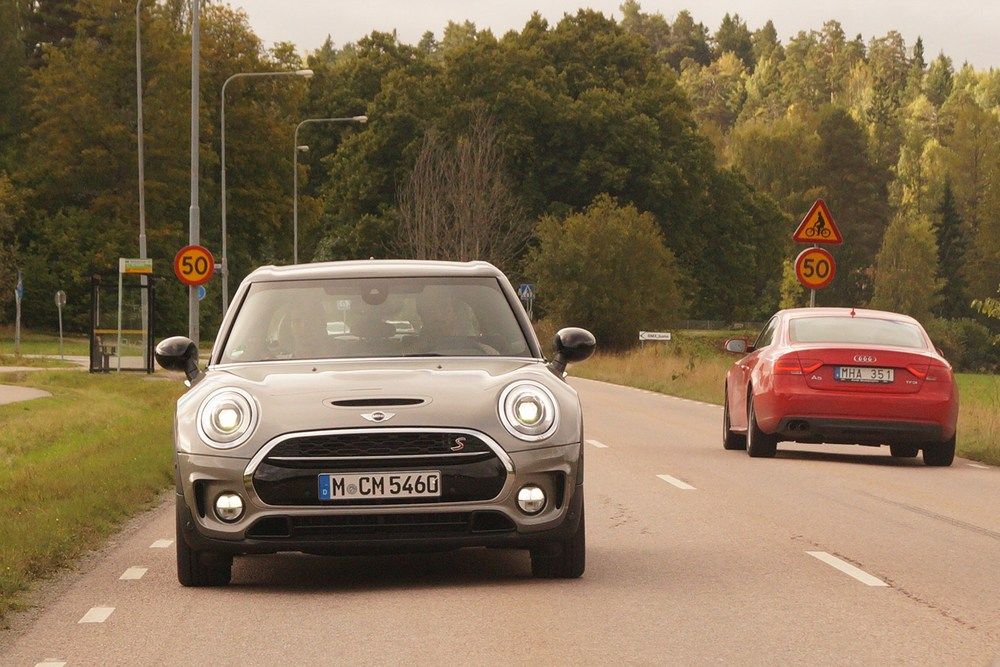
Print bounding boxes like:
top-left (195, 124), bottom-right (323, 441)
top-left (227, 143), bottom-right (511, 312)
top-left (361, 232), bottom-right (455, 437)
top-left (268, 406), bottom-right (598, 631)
top-left (0, 371), bottom-right (183, 623)
top-left (0, 326), bottom-right (90, 357)
top-left (572, 333), bottom-right (999, 466)
top-left (0, 354), bottom-right (77, 368)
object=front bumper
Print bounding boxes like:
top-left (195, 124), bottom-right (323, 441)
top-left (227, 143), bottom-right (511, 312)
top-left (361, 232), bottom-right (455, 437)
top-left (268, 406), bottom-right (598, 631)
top-left (176, 439), bottom-right (583, 556)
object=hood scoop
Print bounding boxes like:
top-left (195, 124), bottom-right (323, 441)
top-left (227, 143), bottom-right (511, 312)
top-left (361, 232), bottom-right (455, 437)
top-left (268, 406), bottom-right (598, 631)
top-left (327, 398), bottom-right (426, 408)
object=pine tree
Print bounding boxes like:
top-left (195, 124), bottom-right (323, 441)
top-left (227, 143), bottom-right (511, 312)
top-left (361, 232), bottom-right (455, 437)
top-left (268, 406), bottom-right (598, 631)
top-left (932, 181), bottom-right (969, 317)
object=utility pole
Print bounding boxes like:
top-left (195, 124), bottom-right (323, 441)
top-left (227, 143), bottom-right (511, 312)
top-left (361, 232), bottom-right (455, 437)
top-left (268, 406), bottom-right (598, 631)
top-left (188, 0), bottom-right (200, 345)
top-left (135, 0), bottom-right (149, 356)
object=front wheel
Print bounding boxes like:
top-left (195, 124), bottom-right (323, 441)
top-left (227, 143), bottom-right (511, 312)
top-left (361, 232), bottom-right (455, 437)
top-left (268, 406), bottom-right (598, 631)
top-left (723, 388), bottom-right (747, 451)
top-left (531, 500), bottom-right (585, 579)
top-left (746, 394), bottom-right (777, 458)
top-left (176, 502), bottom-right (233, 587)
top-left (922, 434), bottom-right (956, 467)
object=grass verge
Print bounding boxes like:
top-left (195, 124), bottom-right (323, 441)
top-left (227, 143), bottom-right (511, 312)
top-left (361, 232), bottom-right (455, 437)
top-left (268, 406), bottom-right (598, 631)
top-left (0, 327), bottom-right (90, 357)
top-left (0, 371), bottom-right (182, 623)
top-left (0, 355), bottom-right (77, 369)
top-left (572, 334), bottom-right (999, 466)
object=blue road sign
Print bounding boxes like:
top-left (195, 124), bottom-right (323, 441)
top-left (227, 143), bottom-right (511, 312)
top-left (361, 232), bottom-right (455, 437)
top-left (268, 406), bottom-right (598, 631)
top-left (15, 270), bottom-right (23, 301)
top-left (518, 283), bottom-right (535, 301)
top-left (196, 284), bottom-right (207, 301)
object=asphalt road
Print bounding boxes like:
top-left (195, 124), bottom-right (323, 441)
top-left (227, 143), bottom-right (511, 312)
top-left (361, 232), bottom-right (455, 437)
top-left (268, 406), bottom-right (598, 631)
top-left (2, 377), bottom-right (998, 665)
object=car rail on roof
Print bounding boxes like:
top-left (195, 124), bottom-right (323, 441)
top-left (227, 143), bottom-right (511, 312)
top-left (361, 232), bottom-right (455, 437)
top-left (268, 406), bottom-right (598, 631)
top-left (244, 259), bottom-right (505, 283)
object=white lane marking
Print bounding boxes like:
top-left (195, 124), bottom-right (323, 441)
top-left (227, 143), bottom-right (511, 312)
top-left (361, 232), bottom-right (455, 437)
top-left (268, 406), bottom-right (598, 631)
top-left (149, 539), bottom-right (173, 548)
top-left (656, 474), bottom-right (696, 490)
top-left (968, 463), bottom-right (989, 469)
top-left (586, 439), bottom-right (609, 449)
top-left (78, 606), bottom-right (115, 623)
top-left (806, 551), bottom-right (887, 587)
top-left (35, 661), bottom-right (67, 667)
top-left (120, 566), bottom-right (147, 580)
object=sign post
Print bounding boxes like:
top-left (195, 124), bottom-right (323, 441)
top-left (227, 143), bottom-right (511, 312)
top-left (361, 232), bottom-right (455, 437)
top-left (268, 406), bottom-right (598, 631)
top-left (55, 290), bottom-right (67, 359)
top-left (14, 269), bottom-right (23, 356)
top-left (792, 199), bottom-right (843, 306)
top-left (517, 283), bottom-right (535, 320)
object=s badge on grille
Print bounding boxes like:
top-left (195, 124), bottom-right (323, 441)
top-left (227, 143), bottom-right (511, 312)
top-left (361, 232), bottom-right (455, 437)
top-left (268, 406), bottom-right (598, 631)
top-left (361, 411), bottom-right (395, 423)
top-left (451, 436), bottom-right (467, 452)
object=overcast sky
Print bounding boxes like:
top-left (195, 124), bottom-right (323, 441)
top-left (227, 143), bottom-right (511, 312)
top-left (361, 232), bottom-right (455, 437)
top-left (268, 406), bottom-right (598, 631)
top-left (230, 1), bottom-right (997, 68)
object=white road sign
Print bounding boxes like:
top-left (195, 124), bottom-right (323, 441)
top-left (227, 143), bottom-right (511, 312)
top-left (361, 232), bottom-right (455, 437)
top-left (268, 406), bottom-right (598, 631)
top-left (639, 331), bottom-right (672, 341)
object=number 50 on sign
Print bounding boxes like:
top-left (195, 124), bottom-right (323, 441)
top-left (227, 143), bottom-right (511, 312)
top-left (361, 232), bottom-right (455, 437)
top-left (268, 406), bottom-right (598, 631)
top-left (173, 245), bottom-right (215, 287)
top-left (794, 247), bottom-right (836, 290)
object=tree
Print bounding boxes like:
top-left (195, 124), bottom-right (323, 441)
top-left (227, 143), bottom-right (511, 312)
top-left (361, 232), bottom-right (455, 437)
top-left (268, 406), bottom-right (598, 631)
top-left (779, 259), bottom-right (807, 309)
top-left (0, 173), bottom-right (21, 322)
top-left (932, 182), bottom-right (969, 318)
top-left (396, 113), bottom-right (528, 270)
top-left (713, 13), bottom-right (753, 69)
top-left (662, 10), bottom-right (711, 69)
top-left (871, 209), bottom-right (941, 321)
top-left (525, 195), bottom-right (684, 348)
top-left (924, 53), bottom-right (953, 107)
top-left (750, 20), bottom-right (782, 65)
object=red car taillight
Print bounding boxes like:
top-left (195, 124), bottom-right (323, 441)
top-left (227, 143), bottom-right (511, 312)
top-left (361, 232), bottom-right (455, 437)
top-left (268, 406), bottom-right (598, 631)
top-left (924, 364), bottom-right (952, 382)
top-left (774, 356), bottom-right (822, 375)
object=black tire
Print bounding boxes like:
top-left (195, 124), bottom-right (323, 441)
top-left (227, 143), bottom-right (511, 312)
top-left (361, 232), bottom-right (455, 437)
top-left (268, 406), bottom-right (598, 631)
top-left (923, 434), bottom-right (956, 467)
top-left (746, 393), bottom-right (778, 458)
top-left (176, 504), bottom-right (233, 587)
top-left (723, 388), bottom-right (747, 451)
top-left (889, 444), bottom-right (919, 458)
top-left (531, 500), bottom-right (585, 579)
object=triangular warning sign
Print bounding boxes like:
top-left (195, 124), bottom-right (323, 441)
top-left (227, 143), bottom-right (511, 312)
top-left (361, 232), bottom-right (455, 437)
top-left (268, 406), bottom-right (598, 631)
top-left (793, 199), bottom-right (843, 245)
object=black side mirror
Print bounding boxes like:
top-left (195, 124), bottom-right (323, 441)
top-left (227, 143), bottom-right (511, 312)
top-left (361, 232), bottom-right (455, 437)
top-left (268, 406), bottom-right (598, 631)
top-left (155, 336), bottom-right (201, 383)
top-left (548, 327), bottom-right (596, 377)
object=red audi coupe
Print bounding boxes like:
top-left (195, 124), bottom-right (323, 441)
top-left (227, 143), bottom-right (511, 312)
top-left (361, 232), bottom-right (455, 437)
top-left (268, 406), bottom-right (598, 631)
top-left (722, 308), bottom-right (959, 466)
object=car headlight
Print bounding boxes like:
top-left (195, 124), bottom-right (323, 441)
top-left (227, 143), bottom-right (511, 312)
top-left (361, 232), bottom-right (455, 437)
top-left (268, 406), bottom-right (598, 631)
top-left (499, 381), bottom-right (558, 441)
top-left (196, 388), bottom-right (258, 449)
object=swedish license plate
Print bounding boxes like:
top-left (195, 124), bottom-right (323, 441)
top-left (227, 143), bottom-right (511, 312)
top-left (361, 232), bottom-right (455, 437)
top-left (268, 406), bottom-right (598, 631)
top-left (834, 366), bottom-right (894, 383)
top-left (318, 471), bottom-right (441, 500)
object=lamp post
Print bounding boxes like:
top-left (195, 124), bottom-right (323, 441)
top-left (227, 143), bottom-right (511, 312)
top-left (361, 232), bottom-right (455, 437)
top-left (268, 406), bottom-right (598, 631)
top-left (188, 0), bottom-right (200, 344)
top-left (293, 116), bottom-right (368, 264)
top-left (135, 0), bottom-right (148, 354)
top-left (220, 68), bottom-right (312, 314)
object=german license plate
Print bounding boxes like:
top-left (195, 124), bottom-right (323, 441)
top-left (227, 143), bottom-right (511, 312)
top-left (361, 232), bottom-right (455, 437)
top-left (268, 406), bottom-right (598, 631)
top-left (318, 471), bottom-right (441, 500)
top-left (834, 366), bottom-right (894, 383)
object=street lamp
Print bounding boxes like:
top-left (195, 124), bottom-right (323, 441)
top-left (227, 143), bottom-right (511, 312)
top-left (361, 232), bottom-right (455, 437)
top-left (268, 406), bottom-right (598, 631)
top-left (293, 116), bottom-right (368, 264)
top-left (220, 68), bottom-right (313, 313)
top-left (135, 0), bottom-right (148, 354)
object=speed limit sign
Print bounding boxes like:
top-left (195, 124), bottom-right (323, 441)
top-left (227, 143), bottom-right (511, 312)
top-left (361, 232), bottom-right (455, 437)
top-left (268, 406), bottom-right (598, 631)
top-left (173, 245), bottom-right (215, 287)
top-left (794, 247), bottom-right (836, 290)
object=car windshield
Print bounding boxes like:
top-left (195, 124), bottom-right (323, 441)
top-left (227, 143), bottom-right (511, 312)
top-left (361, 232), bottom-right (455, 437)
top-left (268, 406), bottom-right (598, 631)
top-left (788, 316), bottom-right (927, 349)
top-left (219, 276), bottom-right (532, 363)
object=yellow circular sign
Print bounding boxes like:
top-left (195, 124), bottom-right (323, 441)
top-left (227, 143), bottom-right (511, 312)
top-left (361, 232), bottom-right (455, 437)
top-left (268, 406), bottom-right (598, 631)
top-left (173, 245), bottom-right (215, 287)
top-left (794, 247), bottom-right (836, 290)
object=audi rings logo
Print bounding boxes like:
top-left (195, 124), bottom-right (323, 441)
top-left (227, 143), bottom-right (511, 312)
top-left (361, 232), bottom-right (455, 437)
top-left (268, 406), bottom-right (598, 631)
top-left (853, 355), bottom-right (877, 363)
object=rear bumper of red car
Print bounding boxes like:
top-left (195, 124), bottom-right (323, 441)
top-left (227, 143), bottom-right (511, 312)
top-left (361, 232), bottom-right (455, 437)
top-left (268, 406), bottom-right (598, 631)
top-left (754, 377), bottom-right (958, 444)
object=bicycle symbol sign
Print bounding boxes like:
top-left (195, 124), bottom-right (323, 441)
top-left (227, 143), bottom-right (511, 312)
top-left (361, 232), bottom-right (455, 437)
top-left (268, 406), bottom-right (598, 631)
top-left (793, 199), bottom-right (843, 245)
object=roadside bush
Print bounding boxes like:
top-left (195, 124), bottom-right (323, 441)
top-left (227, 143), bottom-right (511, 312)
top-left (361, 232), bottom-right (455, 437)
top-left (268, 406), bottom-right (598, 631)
top-left (924, 317), bottom-right (997, 372)
top-left (525, 194), bottom-right (685, 349)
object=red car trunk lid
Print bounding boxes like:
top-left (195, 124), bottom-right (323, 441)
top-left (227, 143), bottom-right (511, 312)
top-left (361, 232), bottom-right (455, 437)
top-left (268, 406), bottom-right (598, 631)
top-left (793, 347), bottom-right (936, 394)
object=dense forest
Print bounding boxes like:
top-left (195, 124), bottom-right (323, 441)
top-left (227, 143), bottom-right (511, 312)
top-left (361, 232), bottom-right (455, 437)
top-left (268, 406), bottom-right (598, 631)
top-left (0, 1), bottom-right (997, 360)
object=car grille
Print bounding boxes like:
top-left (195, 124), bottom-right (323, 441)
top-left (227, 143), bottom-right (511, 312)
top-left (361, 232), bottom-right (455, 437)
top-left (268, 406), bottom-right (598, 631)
top-left (245, 511), bottom-right (516, 540)
top-left (267, 431), bottom-right (495, 459)
top-left (250, 429), bottom-right (509, 507)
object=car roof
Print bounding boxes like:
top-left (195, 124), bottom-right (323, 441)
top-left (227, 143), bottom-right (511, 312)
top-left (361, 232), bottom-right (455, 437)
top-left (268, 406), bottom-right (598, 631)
top-left (777, 307), bottom-right (921, 324)
top-left (245, 259), bottom-right (505, 282)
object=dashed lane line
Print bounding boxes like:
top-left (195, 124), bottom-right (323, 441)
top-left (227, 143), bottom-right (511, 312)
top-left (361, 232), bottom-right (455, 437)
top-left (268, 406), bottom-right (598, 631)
top-left (119, 567), bottom-right (147, 580)
top-left (78, 607), bottom-right (115, 624)
top-left (35, 661), bottom-right (66, 667)
top-left (149, 539), bottom-right (173, 549)
top-left (968, 463), bottom-right (989, 469)
top-left (586, 439), bottom-right (609, 448)
top-left (656, 474), bottom-right (696, 490)
top-left (806, 551), bottom-right (887, 587)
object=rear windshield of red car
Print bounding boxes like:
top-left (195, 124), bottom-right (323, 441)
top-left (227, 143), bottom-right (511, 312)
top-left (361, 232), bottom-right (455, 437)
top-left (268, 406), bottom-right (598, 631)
top-left (788, 317), bottom-right (928, 349)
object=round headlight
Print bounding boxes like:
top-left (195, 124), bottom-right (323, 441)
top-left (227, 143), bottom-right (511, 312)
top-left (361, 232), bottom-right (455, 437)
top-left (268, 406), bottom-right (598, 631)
top-left (197, 388), bottom-right (258, 449)
top-left (499, 381), bottom-right (558, 441)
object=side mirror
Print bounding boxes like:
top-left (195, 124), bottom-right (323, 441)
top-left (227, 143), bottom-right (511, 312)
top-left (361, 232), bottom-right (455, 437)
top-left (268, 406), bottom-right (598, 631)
top-left (724, 338), bottom-right (749, 354)
top-left (155, 336), bottom-right (201, 383)
top-left (548, 327), bottom-right (596, 377)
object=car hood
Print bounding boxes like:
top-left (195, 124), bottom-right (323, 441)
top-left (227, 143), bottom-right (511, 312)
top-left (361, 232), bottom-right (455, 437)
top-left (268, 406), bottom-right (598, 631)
top-left (175, 358), bottom-right (583, 457)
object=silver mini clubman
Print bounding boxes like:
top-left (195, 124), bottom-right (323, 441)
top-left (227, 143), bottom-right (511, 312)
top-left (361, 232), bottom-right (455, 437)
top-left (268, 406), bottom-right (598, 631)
top-left (156, 260), bottom-right (595, 586)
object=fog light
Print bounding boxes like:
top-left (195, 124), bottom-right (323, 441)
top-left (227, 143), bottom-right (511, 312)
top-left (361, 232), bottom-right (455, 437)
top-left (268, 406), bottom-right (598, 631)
top-left (214, 493), bottom-right (244, 522)
top-left (517, 485), bottom-right (546, 515)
